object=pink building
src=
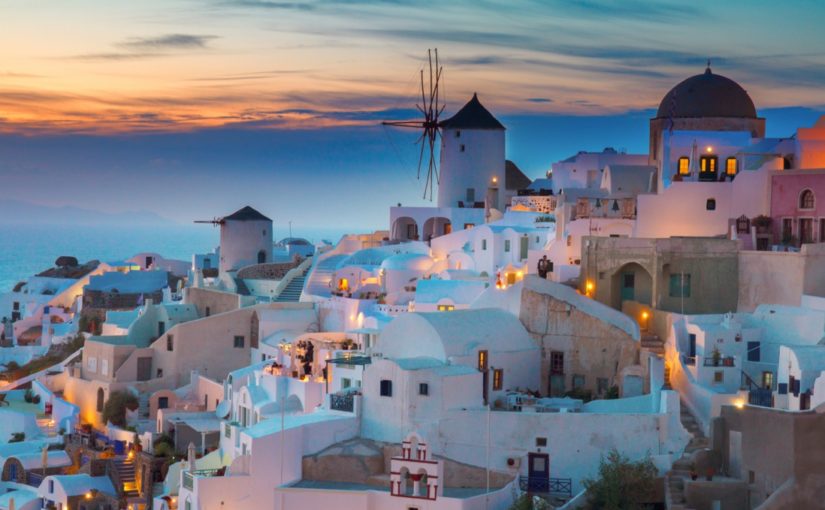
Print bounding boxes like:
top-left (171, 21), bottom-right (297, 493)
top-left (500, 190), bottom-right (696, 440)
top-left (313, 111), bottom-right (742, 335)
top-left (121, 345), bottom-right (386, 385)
top-left (771, 170), bottom-right (825, 245)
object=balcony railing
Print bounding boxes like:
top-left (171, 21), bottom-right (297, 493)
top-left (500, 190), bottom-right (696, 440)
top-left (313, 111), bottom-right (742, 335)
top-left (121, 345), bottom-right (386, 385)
top-left (703, 356), bottom-right (736, 367)
top-left (518, 476), bottom-right (572, 498)
top-left (330, 393), bottom-right (355, 413)
top-left (183, 469), bottom-right (224, 490)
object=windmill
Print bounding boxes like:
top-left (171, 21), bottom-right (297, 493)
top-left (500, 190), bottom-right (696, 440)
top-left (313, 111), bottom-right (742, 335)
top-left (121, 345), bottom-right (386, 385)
top-left (383, 48), bottom-right (445, 201)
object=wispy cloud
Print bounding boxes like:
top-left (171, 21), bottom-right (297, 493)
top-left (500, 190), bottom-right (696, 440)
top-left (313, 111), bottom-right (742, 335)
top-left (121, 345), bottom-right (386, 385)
top-left (218, 0), bottom-right (315, 10)
top-left (68, 33), bottom-right (218, 62)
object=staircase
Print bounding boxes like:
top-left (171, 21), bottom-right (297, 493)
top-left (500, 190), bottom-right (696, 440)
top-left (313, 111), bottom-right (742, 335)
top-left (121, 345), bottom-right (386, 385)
top-left (36, 416), bottom-right (56, 437)
top-left (275, 267), bottom-right (310, 303)
top-left (138, 393), bottom-right (150, 419)
top-left (665, 400), bottom-right (710, 509)
top-left (641, 334), bottom-right (665, 355)
top-left (304, 254), bottom-right (349, 297)
top-left (114, 456), bottom-right (140, 498)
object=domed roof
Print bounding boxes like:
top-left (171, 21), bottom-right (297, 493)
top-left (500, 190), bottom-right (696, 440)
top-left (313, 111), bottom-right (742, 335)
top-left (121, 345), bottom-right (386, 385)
top-left (656, 66), bottom-right (757, 119)
top-left (380, 252), bottom-right (433, 272)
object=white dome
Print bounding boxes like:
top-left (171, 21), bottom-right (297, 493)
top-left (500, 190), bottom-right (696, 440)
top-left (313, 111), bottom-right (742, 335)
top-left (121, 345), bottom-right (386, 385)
top-left (380, 253), bottom-right (433, 272)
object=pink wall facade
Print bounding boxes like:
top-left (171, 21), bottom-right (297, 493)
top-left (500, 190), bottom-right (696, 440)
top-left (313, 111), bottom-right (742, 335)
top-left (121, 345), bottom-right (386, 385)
top-left (770, 171), bottom-right (825, 244)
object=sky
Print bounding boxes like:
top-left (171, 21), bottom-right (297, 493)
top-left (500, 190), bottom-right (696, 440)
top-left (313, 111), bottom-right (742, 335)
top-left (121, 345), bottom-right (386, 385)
top-left (1, 0), bottom-right (824, 230)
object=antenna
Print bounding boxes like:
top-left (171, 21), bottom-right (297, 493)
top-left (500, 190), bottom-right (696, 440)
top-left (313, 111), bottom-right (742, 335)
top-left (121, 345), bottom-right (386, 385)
top-left (382, 48), bottom-right (445, 201)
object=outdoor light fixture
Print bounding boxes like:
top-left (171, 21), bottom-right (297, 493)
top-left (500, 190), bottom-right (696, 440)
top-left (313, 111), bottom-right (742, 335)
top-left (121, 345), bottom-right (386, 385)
top-left (706, 146), bottom-right (713, 153)
top-left (734, 399), bottom-right (745, 409)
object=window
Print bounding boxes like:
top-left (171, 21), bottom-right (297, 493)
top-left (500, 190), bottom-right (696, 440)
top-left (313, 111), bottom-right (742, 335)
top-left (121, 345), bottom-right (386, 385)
top-left (566, 235), bottom-right (572, 247)
top-left (463, 223), bottom-right (475, 230)
top-left (572, 374), bottom-right (585, 389)
top-left (550, 351), bottom-right (564, 374)
top-left (477, 350), bottom-right (488, 371)
top-left (225, 423), bottom-right (231, 438)
top-left (419, 383), bottom-right (429, 396)
top-left (669, 273), bottom-right (691, 298)
top-left (96, 388), bottom-right (105, 412)
top-left (782, 218), bottom-right (793, 241)
top-left (460, 144), bottom-right (466, 152)
top-left (158, 396), bottom-right (169, 409)
top-left (49, 480), bottom-right (54, 493)
top-left (158, 321), bottom-right (165, 336)
top-left (762, 371), bottom-right (773, 390)
top-left (257, 250), bottom-right (266, 264)
top-left (706, 198), bottom-right (716, 211)
top-left (101, 359), bottom-right (108, 377)
top-left (504, 240), bottom-right (511, 252)
top-left (800, 189), bottom-right (815, 210)
top-left (800, 218), bottom-right (814, 243)
top-left (678, 157), bottom-right (690, 175)
top-left (87, 356), bottom-right (97, 373)
top-left (597, 377), bottom-right (609, 395)
top-left (342, 378), bottom-right (351, 389)
top-left (535, 437), bottom-right (547, 448)
top-left (699, 155), bottom-right (718, 177)
top-left (157, 369), bottom-right (163, 378)
top-left (167, 335), bottom-right (174, 352)
top-left (380, 379), bottom-right (393, 397)
top-left (466, 188), bottom-right (475, 202)
top-left (233, 335), bottom-right (244, 348)
top-left (456, 130), bottom-right (461, 138)
top-left (747, 341), bottom-right (761, 362)
top-left (726, 157), bottom-right (738, 176)
top-left (12, 302), bottom-right (19, 311)
top-left (493, 369), bottom-right (503, 390)
top-left (437, 304), bottom-right (455, 311)
top-left (262, 229), bottom-right (267, 237)
top-left (714, 371), bottom-right (724, 384)
top-left (481, 239), bottom-right (487, 251)
top-left (205, 306), bottom-right (211, 317)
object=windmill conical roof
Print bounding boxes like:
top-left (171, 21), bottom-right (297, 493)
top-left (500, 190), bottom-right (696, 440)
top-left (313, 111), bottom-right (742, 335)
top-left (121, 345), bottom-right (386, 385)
top-left (440, 93), bottom-right (505, 130)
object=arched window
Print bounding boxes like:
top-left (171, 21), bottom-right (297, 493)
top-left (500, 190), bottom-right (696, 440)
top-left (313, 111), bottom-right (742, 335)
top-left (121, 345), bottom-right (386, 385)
top-left (725, 157), bottom-right (738, 176)
top-left (800, 189), bottom-right (815, 210)
top-left (96, 388), bottom-right (105, 412)
top-left (678, 157), bottom-right (690, 175)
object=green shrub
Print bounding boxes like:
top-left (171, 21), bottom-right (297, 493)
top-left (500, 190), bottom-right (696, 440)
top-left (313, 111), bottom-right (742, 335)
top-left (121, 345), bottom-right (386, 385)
top-left (583, 449), bottom-right (658, 510)
top-left (9, 432), bottom-right (25, 443)
top-left (101, 391), bottom-right (139, 428)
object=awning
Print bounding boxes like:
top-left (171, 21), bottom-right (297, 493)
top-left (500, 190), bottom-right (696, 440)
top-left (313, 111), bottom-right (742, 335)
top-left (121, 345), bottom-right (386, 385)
top-left (327, 355), bottom-right (372, 366)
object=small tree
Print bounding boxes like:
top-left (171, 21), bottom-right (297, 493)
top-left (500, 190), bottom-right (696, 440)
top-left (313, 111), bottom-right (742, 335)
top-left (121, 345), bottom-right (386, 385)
top-left (102, 391), bottom-right (139, 428)
top-left (583, 449), bottom-right (658, 510)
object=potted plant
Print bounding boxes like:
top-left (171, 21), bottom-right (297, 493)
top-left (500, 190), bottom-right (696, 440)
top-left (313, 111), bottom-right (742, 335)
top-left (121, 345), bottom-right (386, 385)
top-left (711, 348), bottom-right (721, 367)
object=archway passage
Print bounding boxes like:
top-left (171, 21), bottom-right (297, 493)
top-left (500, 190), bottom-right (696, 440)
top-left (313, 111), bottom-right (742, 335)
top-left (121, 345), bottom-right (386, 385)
top-left (422, 217), bottom-right (451, 242)
top-left (392, 217), bottom-right (419, 241)
top-left (611, 262), bottom-right (653, 309)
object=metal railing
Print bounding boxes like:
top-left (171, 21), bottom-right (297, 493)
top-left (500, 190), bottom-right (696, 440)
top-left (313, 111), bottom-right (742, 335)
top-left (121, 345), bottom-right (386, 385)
top-left (703, 357), bottom-right (736, 367)
top-left (330, 393), bottom-right (355, 413)
top-left (519, 476), bottom-right (572, 498)
top-left (183, 469), bottom-right (223, 490)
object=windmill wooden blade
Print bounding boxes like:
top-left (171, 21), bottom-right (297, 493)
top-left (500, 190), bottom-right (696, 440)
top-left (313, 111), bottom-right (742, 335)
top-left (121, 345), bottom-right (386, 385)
top-left (381, 48), bottom-right (444, 201)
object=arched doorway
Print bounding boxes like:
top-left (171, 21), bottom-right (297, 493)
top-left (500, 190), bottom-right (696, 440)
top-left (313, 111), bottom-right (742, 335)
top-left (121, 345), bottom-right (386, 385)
top-left (257, 250), bottom-right (266, 264)
top-left (392, 217), bottom-right (419, 241)
top-left (422, 217), bottom-right (451, 243)
top-left (610, 262), bottom-right (653, 309)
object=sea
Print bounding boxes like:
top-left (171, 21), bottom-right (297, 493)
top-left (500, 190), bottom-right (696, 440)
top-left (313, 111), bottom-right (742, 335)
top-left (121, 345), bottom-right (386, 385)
top-left (0, 223), bottom-right (350, 292)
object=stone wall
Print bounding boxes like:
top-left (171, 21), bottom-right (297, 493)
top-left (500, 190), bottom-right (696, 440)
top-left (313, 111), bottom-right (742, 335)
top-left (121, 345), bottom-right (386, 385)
top-left (520, 280), bottom-right (641, 397)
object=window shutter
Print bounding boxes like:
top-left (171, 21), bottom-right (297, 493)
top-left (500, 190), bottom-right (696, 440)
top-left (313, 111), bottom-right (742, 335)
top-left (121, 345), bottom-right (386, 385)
top-left (778, 383), bottom-right (788, 395)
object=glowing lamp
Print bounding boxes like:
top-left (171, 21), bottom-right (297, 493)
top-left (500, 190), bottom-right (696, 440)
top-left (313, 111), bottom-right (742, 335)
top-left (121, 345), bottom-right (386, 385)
top-left (706, 146), bottom-right (713, 153)
top-left (492, 176), bottom-right (498, 184)
top-left (734, 399), bottom-right (745, 409)
top-left (585, 281), bottom-right (594, 292)
top-left (86, 492), bottom-right (93, 500)
top-left (642, 311), bottom-right (649, 320)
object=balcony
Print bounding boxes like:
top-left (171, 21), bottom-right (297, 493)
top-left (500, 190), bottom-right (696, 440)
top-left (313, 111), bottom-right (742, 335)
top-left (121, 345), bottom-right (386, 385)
top-left (518, 476), bottom-right (572, 499)
top-left (330, 393), bottom-right (355, 413)
top-left (703, 356), bottom-right (736, 368)
top-left (183, 469), bottom-right (224, 490)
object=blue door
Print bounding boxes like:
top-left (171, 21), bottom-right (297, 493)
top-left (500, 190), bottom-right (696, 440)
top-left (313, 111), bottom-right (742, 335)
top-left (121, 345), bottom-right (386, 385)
top-left (527, 452), bottom-right (550, 491)
top-left (621, 272), bottom-right (635, 301)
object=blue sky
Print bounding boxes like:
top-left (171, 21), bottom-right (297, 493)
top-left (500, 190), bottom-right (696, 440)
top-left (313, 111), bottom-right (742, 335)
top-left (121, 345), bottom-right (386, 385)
top-left (1, 0), bottom-right (824, 228)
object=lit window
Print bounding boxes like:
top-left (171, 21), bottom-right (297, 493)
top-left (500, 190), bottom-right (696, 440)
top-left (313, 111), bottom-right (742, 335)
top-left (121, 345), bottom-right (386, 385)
top-left (726, 157), bottom-right (737, 176)
top-left (678, 157), bottom-right (690, 175)
top-left (338, 278), bottom-right (349, 291)
top-left (800, 189), bottom-right (815, 210)
top-left (478, 350), bottom-right (488, 371)
top-left (493, 369), bottom-right (503, 390)
top-left (437, 304), bottom-right (455, 312)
